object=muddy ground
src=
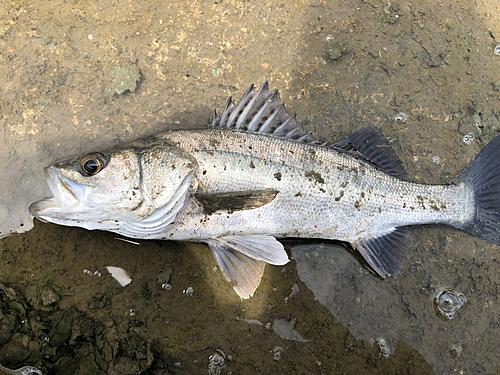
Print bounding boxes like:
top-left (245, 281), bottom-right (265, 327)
top-left (1, 0), bottom-right (500, 374)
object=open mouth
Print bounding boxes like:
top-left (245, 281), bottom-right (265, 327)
top-left (29, 166), bottom-right (88, 219)
top-left (44, 166), bottom-right (87, 209)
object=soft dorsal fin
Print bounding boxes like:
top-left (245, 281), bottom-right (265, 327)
top-left (333, 127), bottom-right (407, 178)
top-left (209, 81), bottom-right (315, 143)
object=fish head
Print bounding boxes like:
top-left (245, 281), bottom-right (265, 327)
top-left (29, 136), bottom-right (198, 234)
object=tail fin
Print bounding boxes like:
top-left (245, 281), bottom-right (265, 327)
top-left (455, 135), bottom-right (500, 245)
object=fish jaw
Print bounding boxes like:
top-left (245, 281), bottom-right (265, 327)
top-left (29, 166), bottom-right (89, 219)
top-left (44, 166), bottom-right (88, 210)
top-left (28, 196), bottom-right (117, 230)
top-left (29, 166), bottom-right (99, 226)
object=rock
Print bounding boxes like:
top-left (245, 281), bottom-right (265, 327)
top-left (25, 284), bottom-right (60, 311)
top-left (88, 295), bottom-right (110, 310)
top-left (0, 333), bottom-right (31, 362)
top-left (156, 267), bottom-right (173, 286)
top-left (41, 285), bottom-right (61, 306)
top-left (105, 64), bottom-right (141, 97)
top-left (327, 40), bottom-right (347, 61)
top-left (110, 356), bottom-right (141, 375)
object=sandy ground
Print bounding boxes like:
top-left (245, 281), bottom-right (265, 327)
top-left (1, 0), bottom-right (500, 374)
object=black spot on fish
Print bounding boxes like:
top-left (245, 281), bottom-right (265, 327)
top-left (361, 192), bottom-right (365, 198)
top-left (334, 191), bottom-right (344, 202)
top-left (295, 191), bottom-right (302, 197)
top-left (274, 171), bottom-right (282, 181)
top-left (250, 161), bottom-right (255, 169)
top-left (202, 170), bottom-right (207, 175)
top-left (354, 201), bottom-right (361, 210)
top-left (319, 188), bottom-right (326, 193)
top-left (305, 170), bottom-right (325, 184)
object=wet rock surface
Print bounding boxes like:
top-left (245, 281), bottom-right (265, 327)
top-left (1, 0), bottom-right (500, 374)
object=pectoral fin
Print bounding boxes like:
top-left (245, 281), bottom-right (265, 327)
top-left (195, 189), bottom-right (278, 214)
top-left (207, 235), bottom-right (289, 299)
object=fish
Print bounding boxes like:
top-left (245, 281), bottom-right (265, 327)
top-left (0, 363), bottom-right (43, 375)
top-left (29, 82), bottom-right (500, 299)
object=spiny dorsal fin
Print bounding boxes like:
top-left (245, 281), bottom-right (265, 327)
top-left (209, 81), bottom-right (315, 143)
top-left (209, 84), bottom-right (406, 178)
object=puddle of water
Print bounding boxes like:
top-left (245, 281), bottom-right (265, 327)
top-left (292, 240), bottom-right (500, 374)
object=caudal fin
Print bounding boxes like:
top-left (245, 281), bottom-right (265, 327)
top-left (455, 135), bottom-right (500, 245)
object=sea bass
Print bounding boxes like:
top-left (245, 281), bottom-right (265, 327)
top-left (29, 82), bottom-right (500, 299)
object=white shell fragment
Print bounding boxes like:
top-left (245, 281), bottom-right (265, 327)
top-left (106, 266), bottom-right (132, 287)
top-left (237, 318), bottom-right (264, 326)
top-left (273, 346), bottom-right (283, 361)
top-left (0, 364), bottom-right (44, 375)
top-left (377, 337), bottom-right (393, 358)
top-left (208, 350), bottom-right (227, 375)
top-left (394, 112), bottom-right (408, 123)
top-left (463, 133), bottom-right (475, 145)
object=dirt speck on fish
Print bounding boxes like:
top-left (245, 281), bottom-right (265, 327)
top-left (29, 82), bottom-right (500, 299)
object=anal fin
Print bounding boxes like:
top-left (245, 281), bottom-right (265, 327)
top-left (354, 227), bottom-right (410, 278)
top-left (206, 235), bottom-right (289, 299)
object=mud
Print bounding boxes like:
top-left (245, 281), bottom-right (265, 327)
top-left (1, 0), bottom-right (500, 374)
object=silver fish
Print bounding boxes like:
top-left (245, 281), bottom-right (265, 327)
top-left (29, 82), bottom-right (500, 299)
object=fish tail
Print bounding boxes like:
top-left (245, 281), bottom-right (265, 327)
top-left (454, 135), bottom-right (500, 245)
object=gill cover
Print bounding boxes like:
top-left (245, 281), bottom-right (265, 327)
top-left (114, 138), bottom-right (198, 238)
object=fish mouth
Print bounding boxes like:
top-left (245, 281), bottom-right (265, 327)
top-left (29, 166), bottom-right (88, 218)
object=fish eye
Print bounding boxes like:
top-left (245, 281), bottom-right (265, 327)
top-left (80, 153), bottom-right (107, 176)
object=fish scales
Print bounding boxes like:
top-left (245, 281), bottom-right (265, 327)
top-left (160, 128), bottom-right (473, 243)
top-left (29, 82), bottom-right (500, 298)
